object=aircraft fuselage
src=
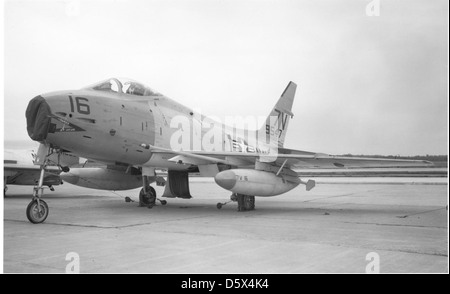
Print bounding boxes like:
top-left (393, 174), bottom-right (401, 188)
top-left (35, 88), bottom-right (266, 170)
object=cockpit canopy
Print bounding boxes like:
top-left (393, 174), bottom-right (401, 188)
top-left (84, 77), bottom-right (162, 97)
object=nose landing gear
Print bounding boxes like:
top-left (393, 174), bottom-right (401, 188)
top-left (25, 145), bottom-right (68, 224)
top-left (26, 160), bottom-right (50, 224)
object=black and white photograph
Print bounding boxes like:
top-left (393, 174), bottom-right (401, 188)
top-left (1, 0), bottom-right (448, 277)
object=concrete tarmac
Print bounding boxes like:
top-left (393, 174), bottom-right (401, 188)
top-left (3, 178), bottom-right (448, 273)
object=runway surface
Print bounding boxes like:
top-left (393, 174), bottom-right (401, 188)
top-left (3, 178), bottom-right (448, 273)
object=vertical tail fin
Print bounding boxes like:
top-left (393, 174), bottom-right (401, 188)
top-left (260, 81), bottom-right (297, 148)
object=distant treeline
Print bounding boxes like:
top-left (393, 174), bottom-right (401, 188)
top-left (338, 154), bottom-right (448, 167)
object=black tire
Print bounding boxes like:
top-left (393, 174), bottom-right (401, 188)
top-left (237, 194), bottom-right (245, 211)
top-left (217, 203), bottom-right (222, 209)
top-left (237, 195), bottom-right (255, 211)
top-left (149, 186), bottom-right (156, 197)
top-left (139, 186), bottom-right (156, 207)
top-left (26, 199), bottom-right (49, 224)
top-left (244, 196), bottom-right (255, 211)
top-left (160, 200), bottom-right (167, 205)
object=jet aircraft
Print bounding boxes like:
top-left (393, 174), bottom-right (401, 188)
top-left (24, 77), bottom-right (432, 223)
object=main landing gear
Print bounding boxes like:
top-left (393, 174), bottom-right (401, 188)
top-left (138, 176), bottom-right (167, 209)
top-left (217, 193), bottom-right (256, 212)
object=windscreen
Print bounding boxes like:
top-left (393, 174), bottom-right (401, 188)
top-left (84, 78), bottom-right (161, 97)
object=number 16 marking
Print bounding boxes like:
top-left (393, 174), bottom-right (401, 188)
top-left (69, 96), bottom-right (90, 115)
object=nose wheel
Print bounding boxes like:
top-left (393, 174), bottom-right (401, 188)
top-left (26, 197), bottom-right (49, 224)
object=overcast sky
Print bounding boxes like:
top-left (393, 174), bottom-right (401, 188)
top-left (2, 0), bottom-right (448, 156)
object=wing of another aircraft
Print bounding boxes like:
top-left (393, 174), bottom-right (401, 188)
top-left (3, 163), bottom-right (62, 189)
top-left (3, 146), bottom-right (81, 192)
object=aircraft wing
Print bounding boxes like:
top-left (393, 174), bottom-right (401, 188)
top-left (146, 145), bottom-right (434, 170)
top-left (4, 164), bottom-right (62, 173)
top-left (3, 164), bottom-right (62, 186)
top-left (281, 154), bottom-right (434, 169)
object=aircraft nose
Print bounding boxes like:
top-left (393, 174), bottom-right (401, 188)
top-left (214, 170), bottom-right (237, 190)
top-left (25, 95), bottom-right (52, 142)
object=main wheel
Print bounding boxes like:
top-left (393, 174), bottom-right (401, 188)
top-left (244, 196), bottom-right (255, 211)
top-left (237, 195), bottom-right (255, 211)
top-left (139, 186), bottom-right (156, 207)
top-left (26, 199), bottom-right (49, 224)
top-left (149, 186), bottom-right (156, 197)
